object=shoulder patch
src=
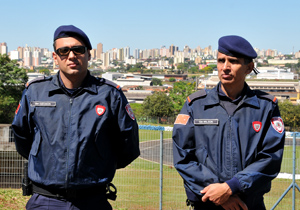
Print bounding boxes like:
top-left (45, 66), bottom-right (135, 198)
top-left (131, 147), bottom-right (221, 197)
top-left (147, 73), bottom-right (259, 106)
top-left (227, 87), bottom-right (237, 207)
top-left (255, 90), bottom-right (277, 103)
top-left (187, 89), bottom-right (207, 105)
top-left (25, 76), bottom-right (47, 88)
top-left (97, 78), bottom-right (121, 90)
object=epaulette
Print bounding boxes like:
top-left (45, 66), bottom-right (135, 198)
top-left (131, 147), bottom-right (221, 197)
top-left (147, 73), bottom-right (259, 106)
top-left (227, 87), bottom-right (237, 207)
top-left (97, 77), bottom-right (121, 90)
top-left (255, 90), bottom-right (277, 103)
top-left (25, 76), bottom-right (47, 88)
top-left (187, 89), bottom-right (207, 105)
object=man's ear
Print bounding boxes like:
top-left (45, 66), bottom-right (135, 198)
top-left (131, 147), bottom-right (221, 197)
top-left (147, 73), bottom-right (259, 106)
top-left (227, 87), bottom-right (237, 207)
top-left (52, 52), bottom-right (58, 66)
top-left (88, 51), bottom-right (91, 61)
top-left (246, 62), bottom-right (254, 75)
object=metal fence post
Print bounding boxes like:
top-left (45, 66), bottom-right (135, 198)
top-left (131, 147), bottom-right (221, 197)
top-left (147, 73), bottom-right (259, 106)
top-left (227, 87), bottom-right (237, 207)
top-left (159, 130), bottom-right (163, 210)
top-left (271, 132), bottom-right (300, 210)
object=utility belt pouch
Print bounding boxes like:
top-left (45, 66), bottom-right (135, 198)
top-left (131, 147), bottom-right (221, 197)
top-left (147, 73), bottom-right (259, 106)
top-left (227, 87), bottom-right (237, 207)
top-left (22, 161), bottom-right (32, 196)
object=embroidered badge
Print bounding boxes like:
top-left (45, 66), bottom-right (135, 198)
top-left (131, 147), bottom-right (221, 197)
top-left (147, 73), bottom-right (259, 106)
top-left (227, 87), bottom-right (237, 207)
top-left (15, 103), bottom-right (21, 114)
top-left (271, 117), bottom-right (284, 134)
top-left (125, 103), bottom-right (135, 120)
top-left (174, 114), bottom-right (190, 125)
top-left (95, 105), bottom-right (106, 116)
top-left (252, 121), bottom-right (262, 132)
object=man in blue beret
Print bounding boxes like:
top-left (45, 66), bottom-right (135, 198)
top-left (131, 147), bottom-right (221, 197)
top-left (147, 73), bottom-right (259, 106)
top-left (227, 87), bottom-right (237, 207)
top-left (173, 35), bottom-right (285, 209)
top-left (12, 25), bottom-right (140, 210)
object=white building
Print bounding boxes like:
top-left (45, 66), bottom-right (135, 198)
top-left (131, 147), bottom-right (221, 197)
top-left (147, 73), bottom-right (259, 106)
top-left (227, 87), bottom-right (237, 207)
top-left (10, 50), bottom-right (19, 60)
top-left (101, 72), bottom-right (152, 87)
top-left (256, 67), bottom-right (296, 80)
top-left (27, 72), bottom-right (45, 82)
top-left (124, 58), bottom-right (137, 65)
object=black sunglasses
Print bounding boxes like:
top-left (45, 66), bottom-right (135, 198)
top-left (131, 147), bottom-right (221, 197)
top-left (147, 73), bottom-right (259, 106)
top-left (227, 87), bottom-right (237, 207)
top-left (55, 46), bottom-right (87, 56)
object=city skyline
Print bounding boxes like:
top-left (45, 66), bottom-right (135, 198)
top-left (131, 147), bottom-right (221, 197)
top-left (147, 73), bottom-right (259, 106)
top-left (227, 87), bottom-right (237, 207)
top-left (1, 0), bottom-right (300, 55)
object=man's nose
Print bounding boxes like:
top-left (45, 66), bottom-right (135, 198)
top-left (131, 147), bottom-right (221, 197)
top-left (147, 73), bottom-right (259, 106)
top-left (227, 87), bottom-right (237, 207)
top-left (222, 60), bottom-right (230, 70)
top-left (68, 50), bottom-right (76, 58)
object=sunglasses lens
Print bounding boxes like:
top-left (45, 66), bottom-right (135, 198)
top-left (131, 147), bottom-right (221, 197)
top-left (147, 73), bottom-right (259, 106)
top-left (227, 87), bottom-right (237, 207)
top-left (57, 47), bottom-right (70, 56)
top-left (72, 46), bottom-right (86, 55)
top-left (56, 46), bottom-right (86, 56)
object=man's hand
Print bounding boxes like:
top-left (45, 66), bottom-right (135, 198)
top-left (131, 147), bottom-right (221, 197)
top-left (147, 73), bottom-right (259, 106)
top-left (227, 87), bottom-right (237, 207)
top-left (221, 195), bottom-right (248, 210)
top-left (201, 183), bottom-right (232, 205)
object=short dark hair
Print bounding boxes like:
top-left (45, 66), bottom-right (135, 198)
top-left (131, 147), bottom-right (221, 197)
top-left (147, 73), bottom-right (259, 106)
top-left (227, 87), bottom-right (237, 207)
top-left (244, 57), bottom-right (253, 65)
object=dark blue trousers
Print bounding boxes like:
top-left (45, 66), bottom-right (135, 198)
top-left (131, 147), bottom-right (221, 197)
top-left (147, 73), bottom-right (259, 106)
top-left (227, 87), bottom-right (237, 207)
top-left (26, 193), bottom-right (112, 210)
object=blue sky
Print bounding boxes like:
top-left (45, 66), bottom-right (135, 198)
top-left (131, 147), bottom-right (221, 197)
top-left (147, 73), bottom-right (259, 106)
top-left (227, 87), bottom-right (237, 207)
top-left (1, 0), bottom-right (299, 54)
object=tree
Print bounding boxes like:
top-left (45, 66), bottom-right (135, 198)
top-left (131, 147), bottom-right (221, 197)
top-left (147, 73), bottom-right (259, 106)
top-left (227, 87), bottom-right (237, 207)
top-left (39, 68), bottom-right (51, 76)
top-left (152, 78), bottom-right (162, 86)
top-left (0, 54), bottom-right (28, 123)
top-left (169, 77), bottom-right (176, 82)
top-left (169, 81), bottom-right (196, 114)
top-left (129, 103), bottom-right (143, 119)
top-left (142, 91), bottom-right (174, 118)
top-left (278, 100), bottom-right (300, 130)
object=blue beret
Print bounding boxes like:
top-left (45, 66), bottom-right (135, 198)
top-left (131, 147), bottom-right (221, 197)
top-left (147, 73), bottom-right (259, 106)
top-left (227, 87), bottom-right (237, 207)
top-left (218, 35), bottom-right (257, 59)
top-left (54, 25), bottom-right (92, 50)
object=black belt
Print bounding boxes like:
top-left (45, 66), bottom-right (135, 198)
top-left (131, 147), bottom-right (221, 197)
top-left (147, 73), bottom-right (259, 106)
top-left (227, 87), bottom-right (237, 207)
top-left (32, 182), bottom-right (107, 199)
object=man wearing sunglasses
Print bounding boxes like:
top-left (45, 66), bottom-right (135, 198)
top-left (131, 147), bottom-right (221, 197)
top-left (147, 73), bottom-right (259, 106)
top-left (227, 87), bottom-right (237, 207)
top-left (12, 25), bottom-right (140, 210)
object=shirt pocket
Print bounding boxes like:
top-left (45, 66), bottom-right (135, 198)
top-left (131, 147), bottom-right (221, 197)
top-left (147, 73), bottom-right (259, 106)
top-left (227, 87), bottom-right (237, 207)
top-left (195, 147), bottom-right (208, 165)
top-left (30, 130), bottom-right (42, 156)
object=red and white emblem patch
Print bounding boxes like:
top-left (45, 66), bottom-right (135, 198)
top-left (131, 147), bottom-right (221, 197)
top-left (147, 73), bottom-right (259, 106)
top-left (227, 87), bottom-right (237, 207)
top-left (125, 103), bottom-right (135, 120)
top-left (252, 121), bottom-right (262, 132)
top-left (95, 105), bottom-right (106, 116)
top-left (271, 117), bottom-right (284, 133)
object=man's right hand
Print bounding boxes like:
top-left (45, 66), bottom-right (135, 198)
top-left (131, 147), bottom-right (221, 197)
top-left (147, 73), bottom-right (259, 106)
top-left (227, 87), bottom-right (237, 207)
top-left (220, 195), bottom-right (248, 210)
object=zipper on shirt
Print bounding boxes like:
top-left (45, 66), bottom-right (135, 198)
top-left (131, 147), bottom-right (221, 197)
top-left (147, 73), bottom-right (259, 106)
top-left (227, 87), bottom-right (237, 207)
top-left (229, 116), bottom-right (234, 178)
top-left (65, 98), bottom-right (73, 188)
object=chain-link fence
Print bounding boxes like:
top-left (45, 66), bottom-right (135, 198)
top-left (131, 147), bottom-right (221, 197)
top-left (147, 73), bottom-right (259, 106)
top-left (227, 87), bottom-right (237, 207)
top-left (0, 125), bottom-right (299, 209)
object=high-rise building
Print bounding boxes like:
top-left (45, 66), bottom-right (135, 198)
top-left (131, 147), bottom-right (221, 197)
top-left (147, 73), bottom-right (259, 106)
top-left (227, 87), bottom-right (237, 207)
top-left (102, 52), bottom-right (110, 69)
top-left (90, 49), bottom-right (96, 60)
top-left (169, 44), bottom-right (175, 56)
top-left (18, 47), bottom-right (24, 59)
top-left (160, 46), bottom-right (169, 57)
top-left (134, 48), bottom-right (140, 59)
top-left (118, 48), bottom-right (124, 61)
top-left (97, 43), bottom-right (103, 60)
top-left (124, 46), bottom-right (130, 59)
top-left (0, 42), bottom-right (8, 55)
top-left (24, 50), bottom-right (32, 67)
top-left (32, 50), bottom-right (41, 66)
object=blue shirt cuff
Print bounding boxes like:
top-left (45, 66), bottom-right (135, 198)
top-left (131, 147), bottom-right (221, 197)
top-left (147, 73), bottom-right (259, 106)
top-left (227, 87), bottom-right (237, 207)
top-left (225, 177), bottom-right (241, 195)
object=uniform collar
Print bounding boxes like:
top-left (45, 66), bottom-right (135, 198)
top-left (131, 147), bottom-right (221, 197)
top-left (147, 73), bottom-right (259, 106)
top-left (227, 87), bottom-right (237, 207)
top-left (203, 82), bottom-right (260, 108)
top-left (48, 70), bottom-right (98, 95)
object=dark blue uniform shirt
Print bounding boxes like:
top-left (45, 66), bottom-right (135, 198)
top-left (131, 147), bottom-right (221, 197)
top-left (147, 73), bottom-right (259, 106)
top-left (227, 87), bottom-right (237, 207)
top-left (12, 71), bottom-right (140, 190)
top-left (172, 82), bottom-right (285, 209)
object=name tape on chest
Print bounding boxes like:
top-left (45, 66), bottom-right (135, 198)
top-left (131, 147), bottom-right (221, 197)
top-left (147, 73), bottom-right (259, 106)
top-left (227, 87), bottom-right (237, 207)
top-left (30, 101), bottom-right (56, 107)
top-left (194, 119), bottom-right (219, 125)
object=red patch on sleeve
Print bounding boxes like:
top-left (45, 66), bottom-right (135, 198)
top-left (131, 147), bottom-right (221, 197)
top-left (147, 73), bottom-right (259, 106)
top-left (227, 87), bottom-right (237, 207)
top-left (15, 103), bottom-right (20, 114)
top-left (174, 114), bottom-right (190, 125)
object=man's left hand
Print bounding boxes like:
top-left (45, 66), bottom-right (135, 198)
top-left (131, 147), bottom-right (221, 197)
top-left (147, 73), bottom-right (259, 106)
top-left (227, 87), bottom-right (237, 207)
top-left (201, 183), bottom-right (232, 205)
